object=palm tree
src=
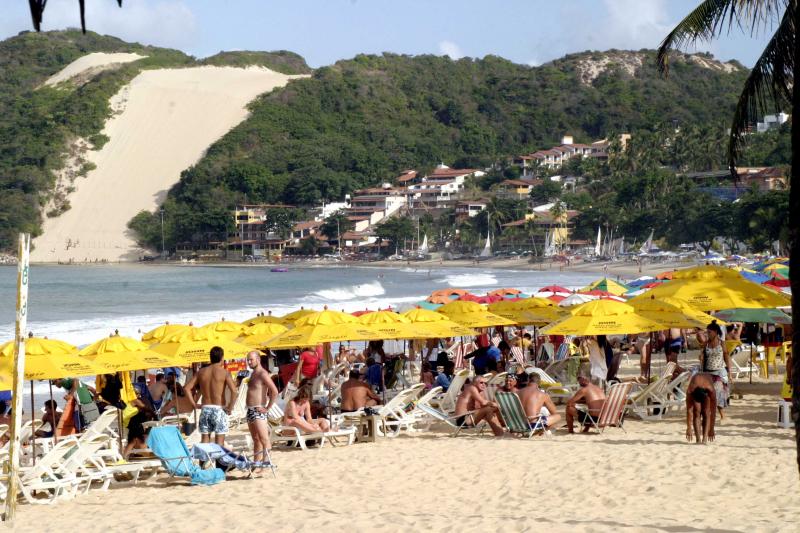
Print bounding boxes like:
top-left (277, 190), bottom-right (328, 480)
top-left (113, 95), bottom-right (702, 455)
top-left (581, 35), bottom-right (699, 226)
top-left (29, 1), bottom-right (123, 33)
top-left (658, 0), bottom-right (798, 474)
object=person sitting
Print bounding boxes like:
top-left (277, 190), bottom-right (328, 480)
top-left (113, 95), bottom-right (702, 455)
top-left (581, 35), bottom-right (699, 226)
top-left (283, 384), bottom-right (331, 434)
top-left (435, 360), bottom-right (455, 391)
top-left (340, 370), bottom-right (380, 412)
top-left (34, 400), bottom-right (62, 438)
top-left (420, 362), bottom-right (435, 390)
top-left (566, 374), bottom-right (606, 433)
top-left (123, 388), bottom-right (156, 459)
top-left (517, 373), bottom-right (561, 431)
top-left (149, 374), bottom-right (167, 412)
top-left (512, 332), bottom-right (532, 350)
top-left (501, 373), bottom-right (518, 394)
top-left (471, 346), bottom-right (497, 375)
top-left (453, 377), bottom-right (504, 436)
top-left (158, 383), bottom-right (196, 417)
top-left (365, 357), bottom-right (384, 392)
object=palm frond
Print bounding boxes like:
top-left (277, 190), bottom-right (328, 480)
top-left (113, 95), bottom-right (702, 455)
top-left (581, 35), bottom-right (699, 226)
top-left (657, 0), bottom-right (788, 74)
top-left (29, 0), bottom-right (123, 33)
top-left (728, 0), bottom-right (795, 172)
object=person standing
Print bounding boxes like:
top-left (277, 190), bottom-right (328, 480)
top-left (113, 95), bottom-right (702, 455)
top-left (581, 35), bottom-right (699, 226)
top-left (700, 321), bottom-right (732, 419)
top-left (183, 347), bottom-right (236, 445)
top-left (244, 351), bottom-right (279, 467)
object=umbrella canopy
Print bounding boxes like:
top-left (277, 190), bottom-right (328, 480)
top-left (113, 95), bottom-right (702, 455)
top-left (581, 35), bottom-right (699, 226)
top-left (0, 352), bottom-right (107, 380)
top-left (237, 323), bottom-right (290, 347)
top-left (762, 263), bottom-right (789, 273)
top-left (627, 276), bottom-right (655, 287)
top-left (581, 277), bottom-right (631, 296)
top-left (437, 300), bottom-right (516, 328)
top-left (630, 296), bottom-right (720, 329)
top-left (241, 314), bottom-right (284, 327)
top-left (656, 271), bottom-right (675, 280)
top-left (487, 299), bottom-right (563, 325)
top-left (265, 310), bottom-right (382, 349)
top-left (0, 337), bottom-right (77, 357)
top-left (79, 336), bottom-right (185, 372)
top-left (280, 308), bottom-right (317, 325)
top-left (631, 266), bottom-right (790, 311)
top-left (203, 320), bottom-right (246, 339)
top-left (427, 294), bottom-right (458, 304)
top-left (151, 326), bottom-right (250, 363)
top-left (558, 293), bottom-right (597, 307)
top-left (536, 285), bottom-right (571, 298)
top-left (357, 311), bottom-right (419, 339)
top-left (415, 301), bottom-right (443, 311)
top-left (488, 288), bottom-right (521, 297)
top-left (715, 308), bottom-right (792, 325)
top-left (541, 300), bottom-right (665, 336)
top-left (141, 323), bottom-right (191, 343)
top-left (401, 308), bottom-right (476, 338)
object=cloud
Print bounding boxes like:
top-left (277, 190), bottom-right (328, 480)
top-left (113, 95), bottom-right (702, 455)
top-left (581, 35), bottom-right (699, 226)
top-left (1, 1), bottom-right (197, 52)
top-left (438, 40), bottom-right (463, 60)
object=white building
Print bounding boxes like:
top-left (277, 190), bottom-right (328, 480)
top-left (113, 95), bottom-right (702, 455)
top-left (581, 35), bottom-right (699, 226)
top-left (756, 112), bottom-right (790, 133)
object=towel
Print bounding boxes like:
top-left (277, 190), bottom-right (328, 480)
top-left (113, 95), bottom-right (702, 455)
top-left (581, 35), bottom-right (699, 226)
top-left (146, 426), bottom-right (225, 485)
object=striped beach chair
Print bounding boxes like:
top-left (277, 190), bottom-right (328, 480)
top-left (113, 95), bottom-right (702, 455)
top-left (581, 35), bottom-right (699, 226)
top-left (510, 346), bottom-right (526, 366)
top-left (495, 392), bottom-right (548, 438)
top-left (452, 341), bottom-right (476, 370)
top-left (491, 335), bottom-right (502, 347)
top-left (578, 382), bottom-right (633, 433)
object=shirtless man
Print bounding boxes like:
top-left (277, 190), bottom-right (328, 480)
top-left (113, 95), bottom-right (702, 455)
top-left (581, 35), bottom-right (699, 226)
top-left (340, 370), bottom-right (380, 412)
top-left (183, 346), bottom-right (236, 445)
top-left (665, 328), bottom-right (685, 366)
top-left (453, 377), bottom-right (504, 436)
top-left (566, 374), bottom-right (606, 433)
top-left (148, 373), bottom-right (168, 412)
top-left (517, 373), bottom-right (561, 431)
top-left (245, 351), bottom-right (279, 466)
top-left (284, 384), bottom-right (331, 433)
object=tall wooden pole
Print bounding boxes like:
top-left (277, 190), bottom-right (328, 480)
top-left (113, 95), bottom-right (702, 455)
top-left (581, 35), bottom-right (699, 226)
top-left (4, 234), bottom-right (31, 521)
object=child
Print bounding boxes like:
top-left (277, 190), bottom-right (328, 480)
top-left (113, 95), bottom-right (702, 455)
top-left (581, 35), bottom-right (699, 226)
top-left (420, 362), bottom-right (434, 390)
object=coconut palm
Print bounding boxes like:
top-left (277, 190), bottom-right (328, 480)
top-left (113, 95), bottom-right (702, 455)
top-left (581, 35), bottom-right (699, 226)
top-left (658, 0), bottom-right (798, 474)
top-left (29, 1), bottom-right (123, 33)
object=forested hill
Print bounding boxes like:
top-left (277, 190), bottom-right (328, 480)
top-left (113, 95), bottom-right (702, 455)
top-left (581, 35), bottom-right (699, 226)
top-left (0, 30), bottom-right (310, 251)
top-left (146, 49), bottom-right (747, 247)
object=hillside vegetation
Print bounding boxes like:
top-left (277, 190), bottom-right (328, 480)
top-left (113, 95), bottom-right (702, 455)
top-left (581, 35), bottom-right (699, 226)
top-left (0, 30), bottom-right (310, 250)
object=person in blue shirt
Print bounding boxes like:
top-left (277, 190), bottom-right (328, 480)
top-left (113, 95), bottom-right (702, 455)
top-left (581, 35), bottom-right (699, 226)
top-left (365, 357), bottom-right (384, 392)
top-left (435, 360), bottom-right (455, 391)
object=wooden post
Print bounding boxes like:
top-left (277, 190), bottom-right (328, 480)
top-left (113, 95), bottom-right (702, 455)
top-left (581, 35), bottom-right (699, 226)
top-left (4, 233), bottom-right (31, 521)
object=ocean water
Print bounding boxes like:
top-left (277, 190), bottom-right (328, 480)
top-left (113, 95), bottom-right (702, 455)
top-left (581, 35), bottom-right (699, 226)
top-left (0, 263), bottom-right (600, 408)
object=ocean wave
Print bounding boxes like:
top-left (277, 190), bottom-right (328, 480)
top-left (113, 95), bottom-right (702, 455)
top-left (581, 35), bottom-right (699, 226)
top-left (312, 281), bottom-right (386, 301)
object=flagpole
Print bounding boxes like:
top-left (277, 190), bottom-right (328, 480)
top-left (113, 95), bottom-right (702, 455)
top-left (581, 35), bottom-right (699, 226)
top-left (4, 234), bottom-right (31, 522)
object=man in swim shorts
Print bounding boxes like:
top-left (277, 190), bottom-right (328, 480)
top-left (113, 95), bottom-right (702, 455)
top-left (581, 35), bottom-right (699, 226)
top-left (245, 351), bottom-right (279, 466)
top-left (184, 346), bottom-right (237, 445)
top-left (517, 372), bottom-right (561, 431)
top-left (453, 377), bottom-right (504, 436)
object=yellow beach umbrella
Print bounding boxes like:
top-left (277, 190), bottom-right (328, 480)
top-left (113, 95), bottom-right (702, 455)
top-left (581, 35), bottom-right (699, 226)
top-left (0, 352), bottom-right (108, 380)
top-left (0, 337), bottom-right (77, 357)
top-left (437, 300), bottom-right (516, 328)
top-left (237, 323), bottom-right (289, 347)
top-left (280, 308), bottom-right (317, 326)
top-left (357, 311), bottom-right (419, 340)
top-left (630, 296), bottom-right (722, 329)
top-left (631, 265), bottom-right (790, 311)
top-left (78, 336), bottom-right (186, 372)
top-left (487, 299), bottom-right (564, 325)
top-left (151, 326), bottom-right (250, 363)
top-left (401, 308), bottom-right (476, 337)
top-left (265, 309), bottom-right (381, 349)
top-left (141, 323), bottom-right (191, 343)
top-left (540, 299), bottom-right (665, 336)
top-left (0, 370), bottom-right (11, 390)
top-left (203, 320), bottom-right (246, 339)
top-left (241, 314), bottom-right (284, 327)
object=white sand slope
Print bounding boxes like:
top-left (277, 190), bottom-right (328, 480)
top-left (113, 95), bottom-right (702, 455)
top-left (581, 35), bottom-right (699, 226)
top-left (43, 52), bottom-right (146, 86)
top-left (32, 65), bottom-right (304, 263)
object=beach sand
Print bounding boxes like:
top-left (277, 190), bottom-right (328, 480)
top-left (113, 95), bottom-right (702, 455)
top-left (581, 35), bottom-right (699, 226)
top-left (43, 52), bottom-right (146, 86)
top-left (11, 377), bottom-right (798, 532)
top-left (32, 64), bottom-right (306, 264)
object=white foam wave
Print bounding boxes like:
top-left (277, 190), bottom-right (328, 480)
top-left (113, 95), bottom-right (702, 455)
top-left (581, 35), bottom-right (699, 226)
top-left (437, 273), bottom-right (498, 287)
top-left (313, 281), bottom-right (386, 301)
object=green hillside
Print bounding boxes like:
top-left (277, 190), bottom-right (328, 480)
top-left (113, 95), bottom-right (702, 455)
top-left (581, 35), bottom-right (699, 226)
top-left (0, 30), bottom-right (310, 251)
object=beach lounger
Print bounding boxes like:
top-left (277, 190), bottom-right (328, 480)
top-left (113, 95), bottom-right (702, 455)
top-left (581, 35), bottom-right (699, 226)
top-left (730, 345), bottom-right (759, 380)
top-left (227, 380), bottom-right (250, 428)
top-left (191, 442), bottom-right (275, 478)
top-left (484, 372), bottom-right (507, 402)
top-left (662, 371), bottom-right (691, 412)
top-left (627, 375), bottom-right (671, 420)
top-left (267, 405), bottom-right (356, 451)
top-left (429, 369), bottom-right (470, 414)
top-left (577, 382), bottom-right (634, 433)
top-left (339, 384), bottom-right (424, 437)
top-left (526, 367), bottom-right (574, 399)
top-left (495, 391), bottom-right (548, 438)
top-left (414, 403), bottom-right (487, 437)
top-left (11, 437), bottom-right (84, 504)
top-left (146, 426), bottom-right (225, 485)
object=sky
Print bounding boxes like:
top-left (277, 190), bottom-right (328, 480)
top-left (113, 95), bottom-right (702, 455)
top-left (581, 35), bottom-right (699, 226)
top-left (1, 0), bottom-right (774, 68)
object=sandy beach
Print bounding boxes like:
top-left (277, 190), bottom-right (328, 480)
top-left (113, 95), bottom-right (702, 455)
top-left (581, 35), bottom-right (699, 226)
top-left (11, 372), bottom-right (798, 532)
top-left (32, 60), bottom-right (306, 264)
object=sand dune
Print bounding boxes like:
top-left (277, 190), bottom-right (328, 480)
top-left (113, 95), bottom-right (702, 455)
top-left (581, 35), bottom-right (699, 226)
top-left (10, 380), bottom-right (799, 532)
top-left (32, 65), bottom-right (305, 263)
top-left (43, 52), bottom-right (146, 86)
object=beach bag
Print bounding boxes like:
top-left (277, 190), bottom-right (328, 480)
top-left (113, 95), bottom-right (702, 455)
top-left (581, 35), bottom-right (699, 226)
top-left (76, 383), bottom-right (100, 425)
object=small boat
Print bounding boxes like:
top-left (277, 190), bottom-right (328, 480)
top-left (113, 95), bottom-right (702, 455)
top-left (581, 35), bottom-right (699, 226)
top-left (270, 267), bottom-right (289, 273)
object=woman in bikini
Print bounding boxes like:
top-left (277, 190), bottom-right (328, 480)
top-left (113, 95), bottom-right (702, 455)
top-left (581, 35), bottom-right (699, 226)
top-left (283, 384), bottom-right (331, 434)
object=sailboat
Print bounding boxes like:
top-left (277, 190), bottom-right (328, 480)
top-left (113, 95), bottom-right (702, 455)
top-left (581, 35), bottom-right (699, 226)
top-left (594, 226), bottom-right (602, 256)
top-left (480, 233), bottom-right (492, 258)
top-left (639, 230), bottom-right (654, 255)
top-left (418, 234), bottom-right (429, 255)
top-left (544, 230), bottom-right (556, 257)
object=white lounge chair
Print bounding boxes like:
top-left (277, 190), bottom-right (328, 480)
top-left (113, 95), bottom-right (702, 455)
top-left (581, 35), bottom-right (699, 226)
top-left (267, 405), bottom-right (355, 451)
top-left (627, 374), bottom-right (672, 420)
top-left (430, 369), bottom-right (470, 414)
top-left (12, 438), bottom-right (83, 504)
top-left (730, 345), bottom-right (759, 380)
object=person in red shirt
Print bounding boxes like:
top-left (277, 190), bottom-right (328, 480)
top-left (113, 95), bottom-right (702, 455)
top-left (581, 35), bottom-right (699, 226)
top-left (297, 347), bottom-right (321, 381)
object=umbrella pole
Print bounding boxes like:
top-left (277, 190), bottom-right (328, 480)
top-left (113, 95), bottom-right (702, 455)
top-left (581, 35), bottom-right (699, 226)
top-left (117, 372), bottom-right (124, 456)
top-left (29, 381), bottom-right (36, 466)
top-left (48, 381), bottom-right (58, 445)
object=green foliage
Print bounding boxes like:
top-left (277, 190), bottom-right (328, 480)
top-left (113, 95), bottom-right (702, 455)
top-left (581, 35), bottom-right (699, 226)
top-left (530, 180), bottom-right (562, 204)
top-left (739, 122), bottom-right (791, 167)
top-left (376, 216), bottom-right (415, 248)
top-left (320, 210), bottom-right (353, 240)
top-left (200, 51), bottom-right (312, 75)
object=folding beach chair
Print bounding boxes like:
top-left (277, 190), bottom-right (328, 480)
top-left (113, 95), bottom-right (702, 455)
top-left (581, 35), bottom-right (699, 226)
top-left (495, 392), bottom-right (548, 438)
top-left (146, 426), bottom-right (225, 485)
top-left (578, 382), bottom-right (633, 433)
top-left (414, 403), bottom-right (487, 437)
top-left (192, 442), bottom-right (275, 479)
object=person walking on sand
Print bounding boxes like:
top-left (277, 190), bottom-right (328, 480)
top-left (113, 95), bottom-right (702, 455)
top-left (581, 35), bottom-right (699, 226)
top-left (245, 351), bottom-right (279, 467)
top-left (184, 346), bottom-right (237, 445)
